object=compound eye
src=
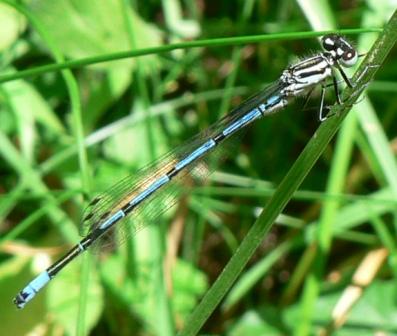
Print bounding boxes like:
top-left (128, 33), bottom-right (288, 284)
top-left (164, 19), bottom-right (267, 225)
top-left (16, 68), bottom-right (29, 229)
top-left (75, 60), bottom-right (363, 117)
top-left (322, 34), bottom-right (339, 51)
top-left (340, 49), bottom-right (358, 67)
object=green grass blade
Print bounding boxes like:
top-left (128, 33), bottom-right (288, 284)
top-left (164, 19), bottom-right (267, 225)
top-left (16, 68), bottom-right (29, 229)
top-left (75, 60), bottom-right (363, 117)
top-left (0, 28), bottom-right (380, 84)
top-left (179, 10), bottom-right (397, 336)
top-left (1, 1), bottom-right (91, 334)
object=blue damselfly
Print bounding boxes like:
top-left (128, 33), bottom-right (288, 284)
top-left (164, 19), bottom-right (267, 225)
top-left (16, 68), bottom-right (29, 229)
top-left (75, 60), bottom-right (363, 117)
top-left (14, 34), bottom-right (359, 309)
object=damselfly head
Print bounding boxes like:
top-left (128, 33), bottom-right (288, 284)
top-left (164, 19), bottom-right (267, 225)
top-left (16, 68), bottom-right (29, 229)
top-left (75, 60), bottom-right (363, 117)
top-left (321, 34), bottom-right (358, 68)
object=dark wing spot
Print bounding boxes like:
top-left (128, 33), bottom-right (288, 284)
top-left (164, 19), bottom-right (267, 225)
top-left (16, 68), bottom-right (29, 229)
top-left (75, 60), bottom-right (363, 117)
top-left (100, 211), bottom-right (111, 220)
top-left (88, 197), bottom-right (101, 207)
top-left (83, 212), bottom-right (94, 222)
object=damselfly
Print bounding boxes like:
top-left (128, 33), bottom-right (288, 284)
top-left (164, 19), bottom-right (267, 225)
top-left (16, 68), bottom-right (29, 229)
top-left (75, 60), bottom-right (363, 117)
top-left (13, 34), bottom-right (359, 309)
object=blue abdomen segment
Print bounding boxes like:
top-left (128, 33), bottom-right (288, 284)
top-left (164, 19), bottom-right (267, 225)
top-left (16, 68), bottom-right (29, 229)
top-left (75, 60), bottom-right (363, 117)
top-left (175, 139), bottom-right (216, 171)
top-left (129, 175), bottom-right (171, 207)
top-left (222, 108), bottom-right (262, 136)
top-left (14, 271), bottom-right (51, 309)
top-left (99, 209), bottom-right (126, 230)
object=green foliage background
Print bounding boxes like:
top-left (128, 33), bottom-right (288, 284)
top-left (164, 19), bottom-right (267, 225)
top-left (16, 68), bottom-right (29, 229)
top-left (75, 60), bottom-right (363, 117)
top-left (0, 0), bottom-right (396, 335)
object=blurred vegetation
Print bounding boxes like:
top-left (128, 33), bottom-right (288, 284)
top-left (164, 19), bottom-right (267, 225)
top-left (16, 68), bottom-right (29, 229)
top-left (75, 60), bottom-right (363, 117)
top-left (0, 0), bottom-right (397, 335)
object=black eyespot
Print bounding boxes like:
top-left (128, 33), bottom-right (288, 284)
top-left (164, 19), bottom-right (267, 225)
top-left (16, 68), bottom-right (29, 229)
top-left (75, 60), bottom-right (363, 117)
top-left (322, 34), bottom-right (339, 51)
top-left (343, 49), bottom-right (356, 61)
top-left (340, 49), bottom-right (358, 67)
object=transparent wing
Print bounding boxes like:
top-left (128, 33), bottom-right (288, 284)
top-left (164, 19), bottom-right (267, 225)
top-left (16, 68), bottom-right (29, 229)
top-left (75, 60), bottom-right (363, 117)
top-left (89, 140), bottom-right (232, 252)
top-left (80, 82), bottom-right (283, 251)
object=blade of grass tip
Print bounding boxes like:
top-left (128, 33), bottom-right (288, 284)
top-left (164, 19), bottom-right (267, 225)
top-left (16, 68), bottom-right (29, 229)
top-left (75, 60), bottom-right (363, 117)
top-left (178, 10), bottom-right (397, 336)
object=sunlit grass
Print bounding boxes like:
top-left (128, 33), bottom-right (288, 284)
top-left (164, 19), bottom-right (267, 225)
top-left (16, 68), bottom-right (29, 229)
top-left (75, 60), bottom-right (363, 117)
top-left (0, 1), bottom-right (396, 335)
